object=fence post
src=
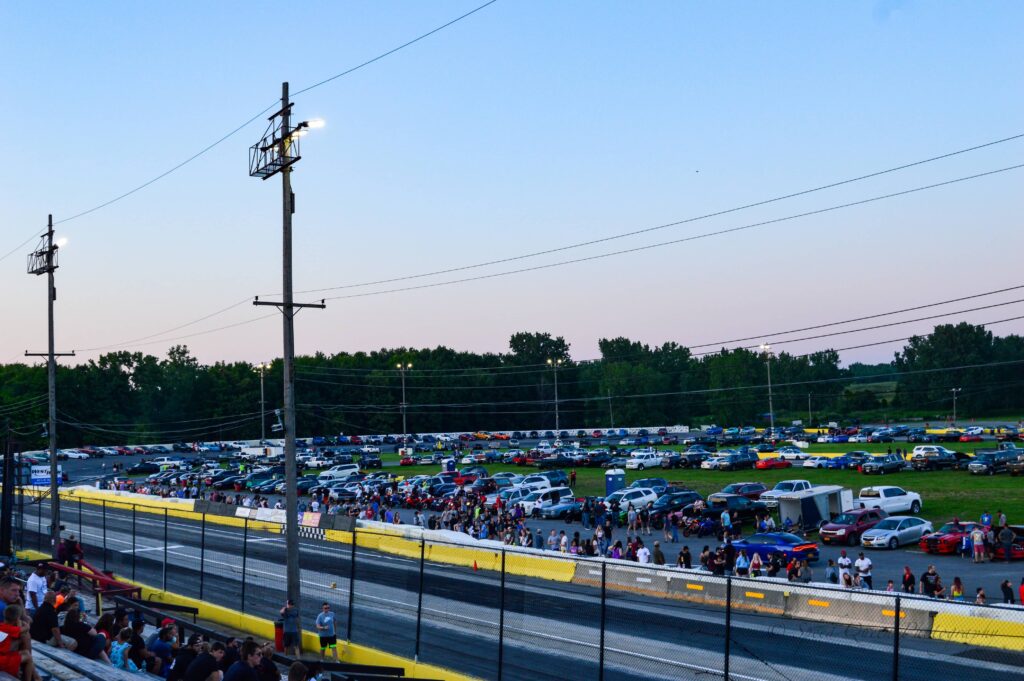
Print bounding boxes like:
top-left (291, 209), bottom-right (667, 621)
top-left (414, 538), bottom-right (425, 661)
top-left (346, 528), bottom-right (356, 641)
top-left (36, 496), bottom-right (41, 551)
top-left (599, 561), bottom-right (606, 681)
top-left (162, 509), bottom-right (169, 591)
top-left (497, 548), bottom-right (506, 681)
top-left (199, 513), bottom-right (207, 601)
top-left (240, 517), bottom-right (249, 612)
top-left (78, 499), bottom-right (83, 538)
top-left (132, 505), bottom-right (137, 581)
top-left (724, 576), bottom-right (732, 681)
top-left (102, 501), bottom-right (107, 571)
top-left (892, 594), bottom-right (901, 681)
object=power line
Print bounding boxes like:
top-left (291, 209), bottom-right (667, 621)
top-left (290, 133), bottom-right (1024, 297)
top-left (0, 1), bottom-right (502, 265)
top-left (312, 164), bottom-right (1024, 304)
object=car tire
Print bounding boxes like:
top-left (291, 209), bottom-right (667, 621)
top-left (879, 469), bottom-right (885, 475)
top-left (910, 501), bottom-right (921, 514)
top-left (888, 537), bottom-right (898, 550)
top-left (638, 464), bottom-right (645, 470)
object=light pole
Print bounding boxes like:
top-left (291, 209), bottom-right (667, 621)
top-left (807, 393), bottom-right (812, 426)
top-left (397, 362), bottom-right (412, 448)
top-left (25, 218), bottom-right (75, 560)
top-left (951, 387), bottom-right (962, 423)
top-left (249, 83), bottom-right (326, 613)
top-left (256, 363), bottom-right (270, 444)
top-left (547, 358), bottom-right (562, 433)
top-left (759, 344), bottom-right (775, 434)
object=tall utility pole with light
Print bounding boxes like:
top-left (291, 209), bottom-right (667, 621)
top-left (396, 362), bottom-right (412, 448)
top-left (249, 83), bottom-right (325, 612)
top-left (759, 343), bottom-right (775, 434)
top-left (951, 387), bottom-right (962, 423)
top-left (547, 358), bottom-right (563, 432)
top-left (25, 215), bottom-right (75, 560)
top-left (256, 362), bottom-right (271, 444)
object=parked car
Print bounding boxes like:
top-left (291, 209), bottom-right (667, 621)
top-left (819, 508), bottom-right (888, 546)
top-left (803, 456), bottom-right (833, 469)
top-left (967, 451), bottom-right (1016, 475)
top-left (701, 493), bottom-right (768, 524)
top-left (630, 478), bottom-right (669, 495)
top-left (733, 532), bottom-right (820, 562)
top-left (861, 454), bottom-right (904, 475)
top-left (775, 446), bottom-right (809, 461)
top-left (919, 520), bottom-right (984, 555)
top-left (910, 448), bottom-right (961, 471)
top-left (625, 451), bottom-right (663, 470)
top-left (853, 486), bottom-right (922, 515)
top-left (861, 516), bottom-right (933, 549)
top-left (720, 482), bottom-right (768, 500)
top-left (604, 487), bottom-right (659, 511)
top-left (758, 480), bottom-right (813, 508)
top-left (649, 490), bottom-right (704, 528)
top-left (755, 457), bottom-right (792, 470)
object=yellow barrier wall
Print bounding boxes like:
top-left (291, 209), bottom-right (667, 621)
top-left (931, 612), bottom-right (1024, 652)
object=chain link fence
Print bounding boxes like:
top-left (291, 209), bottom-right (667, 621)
top-left (12, 494), bottom-right (1024, 681)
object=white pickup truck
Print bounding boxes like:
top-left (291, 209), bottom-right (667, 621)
top-left (758, 480), bottom-right (812, 508)
top-left (854, 486), bottom-right (922, 515)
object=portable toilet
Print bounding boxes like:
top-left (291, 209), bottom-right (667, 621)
top-left (444, 458), bottom-right (456, 473)
top-left (605, 468), bottom-right (626, 496)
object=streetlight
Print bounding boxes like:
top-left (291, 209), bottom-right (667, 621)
top-left (547, 358), bottom-right (563, 433)
top-left (759, 344), bottom-right (775, 435)
top-left (951, 387), bottom-right (962, 423)
top-left (255, 362), bottom-right (270, 444)
top-left (396, 362), bottom-right (412, 448)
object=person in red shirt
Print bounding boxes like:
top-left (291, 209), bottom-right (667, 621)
top-left (0, 604), bottom-right (39, 681)
top-left (1019, 578), bottom-right (1024, 604)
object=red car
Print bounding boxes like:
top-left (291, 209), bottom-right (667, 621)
top-left (592, 430), bottom-right (603, 438)
top-left (991, 535), bottom-right (1024, 561)
top-left (959, 434), bottom-right (983, 443)
top-left (399, 456), bottom-right (417, 466)
top-left (720, 482), bottom-right (768, 500)
top-left (820, 508), bottom-right (887, 546)
top-left (349, 435), bottom-right (363, 445)
top-left (919, 520), bottom-right (983, 554)
top-left (755, 457), bottom-right (792, 470)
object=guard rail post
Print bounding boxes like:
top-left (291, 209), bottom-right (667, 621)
top-left (892, 594), bottom-right (901, 681)
top-left (162, 508), bottom-right (169, 591)
top-left (724, 576), bottom-right (732, 681)
top-left (497, 548), bottom-right (506, 681)
top-left (101, 501), bottom-right (107, 571)
top-left (199, 513), bottom-right (207, 601)
top-left (598, 561), bottom-right (607, 681)
top-left (414, 537), bottom-right (425, 661)
top-left (240, 517), bottom-right (249, 612)
top-left (346, 527), bottom-right (356, 641)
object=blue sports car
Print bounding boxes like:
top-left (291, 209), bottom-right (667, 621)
top-left (732, 532), bottom-right (820, 562)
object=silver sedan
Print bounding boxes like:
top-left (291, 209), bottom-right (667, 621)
top-left (861, 516), bottom-right (933, 549)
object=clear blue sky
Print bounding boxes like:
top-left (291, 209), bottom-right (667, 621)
top-left (1, 1), bottom-right (1021, 367)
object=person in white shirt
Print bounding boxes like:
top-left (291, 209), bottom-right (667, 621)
top-left (854, 552), bottom-right (874, 589)
top-left (637, 541), bottom-right (651, 564)
top-left (25, 564), bottom-right (49, 613)
top-left (836, 549), bottom-right (852, 582)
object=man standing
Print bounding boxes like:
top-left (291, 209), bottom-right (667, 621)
top-left (223, 640), bottom-right (262, 681)
top-left (279, 599), bottom-right (301, 658)
top-left (836, 550), bottom-right (852, 584)
top-left (314, 603), bottom-right (338, 661)
top-left (636, 540), bottom-right (651, 564)
top-left (998, 524), bottom-right (1015, 563)
top-left (25, 564), bottom-right (48, 614)
top-left (652, 541), bottom-right (666, 566)
top-left (854, 552), bottom-right (874, 589)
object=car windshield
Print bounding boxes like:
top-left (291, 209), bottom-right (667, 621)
top-left (938, 522), bottom-right (967, 533)
top-left (874, 519), bottom-right (901, 530)
top-left (774, 483), bottom-right (795, 491)
top-left (830, 513), bottom-right (859, 525)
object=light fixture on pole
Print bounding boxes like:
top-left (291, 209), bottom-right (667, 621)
top-left (547, 358), bottom-right (563, 433)
top-left (951, 387), bottom-right (962, 423)
top-left (758, 344), bottom-right (775, 434)
top-left (249, 83), bottom-right (326, 613)
top-left (396, 362), bottom-right (412, 448)
top-left (256, 362), bottom-right (270, 444)
top-left (25, 216), bottom-right (75, 560)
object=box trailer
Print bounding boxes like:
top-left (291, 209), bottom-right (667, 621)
top-left (776, 485), bottom-right (853, 531)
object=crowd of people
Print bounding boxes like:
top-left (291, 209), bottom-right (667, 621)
top-left (0, 561), bottom-right (331, 681)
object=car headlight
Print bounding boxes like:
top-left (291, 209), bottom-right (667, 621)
top-left (835, 528), bottom-right (846, 536)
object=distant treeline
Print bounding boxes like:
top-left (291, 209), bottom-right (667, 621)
top-left (1, 323), bottom-right (1021, 447)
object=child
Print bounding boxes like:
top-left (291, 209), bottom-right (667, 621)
top-left (0, 605), bottom-right (38, 681)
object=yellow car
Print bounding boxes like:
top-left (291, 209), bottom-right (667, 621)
top-left (473, 431), bottom-right (491, 440)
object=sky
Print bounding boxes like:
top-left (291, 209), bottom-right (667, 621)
top-left (1, 0), bottom-right (1022, 368)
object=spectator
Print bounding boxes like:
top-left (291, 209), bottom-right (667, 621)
top-left (61, 607), bottom-right (110, 663)
top-left (970, 526), bottom-right (986, 563)
top-left (1000, 580), bottom-right (1015, 604)
top-left (1019, 578), bottom-right (1024, 605)
top-left (652, 541), bottom-right (665, 566)
top-left (286, 662), bottom-right (306, 681)
top-left (636, 540), bottom-right (650, 564)
top-left (798, 560), bottom-right (813, 584)
top-left (854, 552), bottom-right (873, 590)
top-left (29, 591), bottom-right (75, 650)
top-left (279, 599), bottom-right (301, 658)
top-left (901, 566), bottom-right (916, 593)
top-left (824, 559), bottom-right (837, 584)
top-left (169, 635), bottom-right (204, 681)
top-left (998, 525), bottom-right (1015, 563)
top-left (836, 550), bottom-right (852, 583)
top-left (735, 550), bottom-right (750, 577)
top-left (256, 642), bottom-right (280, 681)
top-left (25, 565), bottom-right (48, 615)
top-left (677, 546), bottom-right (691, 569)
top-left (0, 605), bottom-right (37, 681)
top-left (110, 628), bottom-right (135, 671)
top-left (223, 641), bottom-right (262, 681)
top-left (0, 577), bottom-right (24, 621)
top-left (314, 603), bottom-right (338, 661)
top-left (184, 641), bottom-right (225, 681)
top-left (975, 587), bottom-right (986, 605)
top-left (885, 580), bottom-right (895, 592)
top-left (920, 566), bottom-right (940, 597)
top-left (748, 552), bottom-right (763, 578)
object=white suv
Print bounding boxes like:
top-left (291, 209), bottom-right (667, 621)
top-left (625, 451), bottom-right (663, 470)
top-left (517, 487), bottom-right (575, 516)
top-left (605, 487), bottom-right (658, 510)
